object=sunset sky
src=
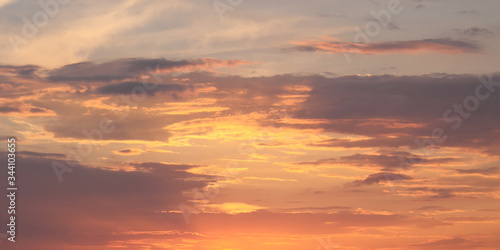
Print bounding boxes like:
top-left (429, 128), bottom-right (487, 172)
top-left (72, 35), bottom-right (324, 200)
top-left (1, 0), bottom-right (500, 249)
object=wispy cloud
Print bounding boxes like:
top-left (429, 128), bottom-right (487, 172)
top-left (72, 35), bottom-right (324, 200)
top-left (288, 37), bottom-right (480, 55)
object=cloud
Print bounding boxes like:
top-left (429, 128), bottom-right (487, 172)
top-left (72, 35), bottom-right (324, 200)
top-left (454, 167), bottom-right (499, 176)
top-left (411, 237), bottom-right (483, 249)
top-left (0, 64), bottom-right (41, 78)
top-left (458, 10), bottom-right (480, 15)
top-left (297, 151), bottom-right (457, 171)
top-left (0, 153), bottom-right (455, 249)
top-left (0, 153), bottom-right (214, 249)
top-left (113, 148), bottom-right (143, 156)
top-left (406, 187), bottom-right (456, 200)
top-left (0, 105), bottom-right (20, 113)
top-left (206, 203), bottom-right (264, 214)
top-left (18, 151), bottom-right (66, 158)
top-left (3, 60), bottom-right (500, 155)
top-left (43, 112), bottom-right (174, 141)
top-left (272, 206), bottom-right (352, 212)
top-left (284, 73), bottom-right (500, 154)
top-left (0, 101), bottom-right (56, 117)
top-left (47, 58), bottom-right (250, 82)
top-left (288, 37), bottom-right (480, 55)
top-left (184, 209), bottom-right (450, 236)
top-left (416, 206), bottom-right (451, 211)
top-left (462, 27), bottom-right (493, 37)
top-left (410, 0), bottom-right (440, 10)
top-left (96, 82), bottom-right (189, 95)
top-left (350, 172), bottom-right (413, 186)
top-left (30, 107), bottom-right (47, 113)
top-left (309, 137), bottom-right (418, 148)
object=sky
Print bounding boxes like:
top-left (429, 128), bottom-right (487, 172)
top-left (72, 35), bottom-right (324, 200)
top-left (0, 0), bottom-right (500, 249)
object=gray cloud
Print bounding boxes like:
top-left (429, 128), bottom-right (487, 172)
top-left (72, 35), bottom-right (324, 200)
top-left (4, 60), bottom-right (500, 155)
top-left (96, 82), bottom-right (189, 95)
top-left (350, 172), bottom-right (413, 186)
top-left (18, 151), bottom-right (66, 158)
top-left (285, 73), bottom-right (500, 154)
top-left (0, 154), bottom-right (213, 249)
top-left (0, 106), bottom-right (20, 113)
top-left (43, 111), bottom-right (174, 141)
top-left (287, 38), bottom-right (480, 55)
top-left (462, 27), bottom-right (493, 37)
top-left (411, 237), bottom-right (483, 248)
top-left (0, 64), bottom-right (41, 78)
top-left (297, 151), bottom-right (456, 171)
top-left (47, 58), bottom-right (247, 82)
top-left (454, 167), bottom-right (499, 175)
